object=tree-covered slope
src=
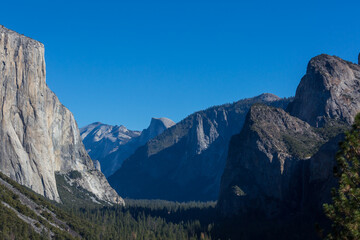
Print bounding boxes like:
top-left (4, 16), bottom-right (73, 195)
top-left (0, 170), bottom-right (218, 240)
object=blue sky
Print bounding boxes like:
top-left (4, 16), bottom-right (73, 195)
top-left (1, 0), bottom-right (360, 130)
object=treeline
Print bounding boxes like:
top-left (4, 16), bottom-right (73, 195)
top-left (0, 170), bottom-right (218, 240)
top-left (63, 200), bottom-right (216, 240)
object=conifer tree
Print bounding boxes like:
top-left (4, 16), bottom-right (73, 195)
top-left (324, 113), bottom-right (360, 239)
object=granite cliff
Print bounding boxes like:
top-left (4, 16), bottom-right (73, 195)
top-left (217, 104), bottom-right (345, 217)
top-left (217, 54), bottom-right (359, 239)
top-left (0, 26), bottom-right (123, 205)
top-left (287, 54), bottom-right (360, 127)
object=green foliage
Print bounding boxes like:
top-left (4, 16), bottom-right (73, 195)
top-left (314, 121), bottom-right (349, 140)
top-left (323, 113), bottom-right (360, 239)
top-left (0, 171), bottom-right (216, 239)
top-left (0, 172), bottom-right (81, 239)
top-left (67, 171), bottom-right (82, 180)
top-left (232, 185), bottom-right (246, 196)
top-left (67, 202), bottom-right (215, 240)
top-left (55, 172), bottom-right (107, 208)
top-left (283, 122), bottom-right (348, 159)
top-left (282, 133), bottom-right (323, 159)
top-left (0, 203), bottom-right (46, 240)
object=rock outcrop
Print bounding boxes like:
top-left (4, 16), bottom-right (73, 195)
top-left (287, 54), bottom-right (360, 127)
top-left (109, 94), bottom-right (292, 201)
top-left (216, 54), bottom-right (359, 239)
top-left (81, 117), bottom-right (175, 176)
top-left (0, 26), bottom-right (123, 205)
top-left (217, 104), bottom-right (343, 218)
top-left (136, 117), bottom-right (176, 146)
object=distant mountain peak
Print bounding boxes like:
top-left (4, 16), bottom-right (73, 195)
top-left (149, 117), bottom-right (176, 129)
top-left (81, 117), bottom-right (175, 177)
top-left (108, 96), bottom-right (292, 201)
top-left (254, 93), bottom-right (281, 102)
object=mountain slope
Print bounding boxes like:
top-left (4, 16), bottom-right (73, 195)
top-left (81, 117), bottom-right (175, 176)
top-left (0, 171), bottom-right (82, 239)
top-left (216, 54), bottom-right (358, 239)
top-left (80, 122), bottom-right (141, 161)
top-left (0, 25), bottom-right (122, 205)
top-left (217, 104), bottom-right (345, 218)
top-left (109, 94), bottom-right (292, 201)
top-left (80, 122), bottom-right (141, 176)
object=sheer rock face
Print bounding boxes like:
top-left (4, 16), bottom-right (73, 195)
top-left (218, 54), bottom-right (359, 226)
top-left (109, 94), bottom-right (292, 201)
top-left (217, 104), bottom-right (325, 217)
top-left (80, 117), bottom-right (175, 177)
top-left (287, 54), bottom-right (360, 127)
top-left (0, 26), bottom-right (123, 205)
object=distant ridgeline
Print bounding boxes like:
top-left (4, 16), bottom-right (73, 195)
top-left (108, 94), bottom-right (293, 201)
top-left (106, 53), bottom-right (360, 238)
top-left (80, 117), bottom-right (175, 177)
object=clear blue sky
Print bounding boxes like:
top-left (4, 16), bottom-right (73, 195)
top-left (1, 0), bottom-right (359, 130)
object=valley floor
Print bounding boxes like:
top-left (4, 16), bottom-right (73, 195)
top-left (0, 172), bottom-right (217, 239)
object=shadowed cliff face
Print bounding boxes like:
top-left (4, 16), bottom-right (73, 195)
top-left (109, 94), bottom-right (292, 201)
top-left (216, 54), bottom-right (359, 239)
top-left (0, 26), bottom-right (123, 205)
top-left (287, 54), bottom-right (360, 127)
top-left (217, 104), bottom-right (345, 218)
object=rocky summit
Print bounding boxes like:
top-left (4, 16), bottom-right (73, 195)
top-left (287, 54), bottom-right (360, 127)
top-left (0, 26), bottom-right (123, 205)
top-left (216, 54), bottom-right (358, 239)
top-left (81, 117), bottom-right (175, 176)
top-left (109, 94), bottom-right (292, 201)
top-left (80, 122), bottom-right (141, 176)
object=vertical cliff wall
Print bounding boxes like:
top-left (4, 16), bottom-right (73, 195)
top-left (287, 54), bottom-right (360, 127)
top-left (0, 26), bottom-right (123, 204)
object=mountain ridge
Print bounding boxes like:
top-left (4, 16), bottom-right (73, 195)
top-left (81, 117), bottom-right (175, 176)
top-left (109, 93), bottom-right (292, 201)
top-left (215, 53), bottom-right (359, 239)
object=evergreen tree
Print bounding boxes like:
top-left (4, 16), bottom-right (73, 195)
top-left (324, 113), bottom-right (360, 239)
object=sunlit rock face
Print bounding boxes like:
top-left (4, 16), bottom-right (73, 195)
top-left (287, 54), bottom-right (360, 127)
top-left (216, 54), bottom-right (360, 239)
top-left (0, 25), bottom-right (123, 205)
